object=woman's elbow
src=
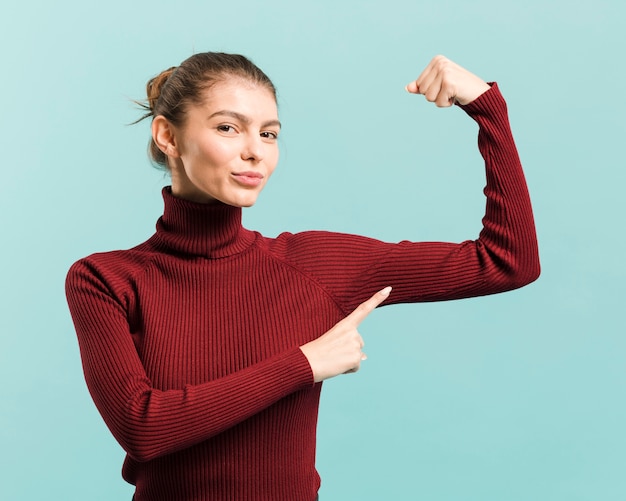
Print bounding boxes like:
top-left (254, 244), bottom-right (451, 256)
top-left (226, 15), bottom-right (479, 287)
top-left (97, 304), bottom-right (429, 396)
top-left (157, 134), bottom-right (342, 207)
top-left (122, 441), bottom-right (162, 463)
top-left (109, 423), bottom-right (164, 463)
top-left (505, 255), bottom-right (541, 291)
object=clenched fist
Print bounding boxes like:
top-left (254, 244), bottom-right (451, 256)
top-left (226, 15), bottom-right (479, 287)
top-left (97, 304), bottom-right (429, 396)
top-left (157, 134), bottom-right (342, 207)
top-left (405, 55), bottom-right (490, 107)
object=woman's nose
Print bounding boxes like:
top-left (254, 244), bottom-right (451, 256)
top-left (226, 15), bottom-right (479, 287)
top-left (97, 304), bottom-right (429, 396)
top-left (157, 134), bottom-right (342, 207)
top-left (241, 135), bottom-right (263, 162)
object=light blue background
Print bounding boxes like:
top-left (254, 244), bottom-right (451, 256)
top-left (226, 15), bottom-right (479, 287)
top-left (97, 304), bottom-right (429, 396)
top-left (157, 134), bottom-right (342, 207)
top-left (1, 1), bottom-right (625, 500)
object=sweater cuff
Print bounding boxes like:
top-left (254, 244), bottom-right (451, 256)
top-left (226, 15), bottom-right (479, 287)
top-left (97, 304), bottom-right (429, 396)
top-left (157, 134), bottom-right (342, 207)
top-left (282, 347), bottom-right (316, 389)
top-left (458, 82), bottom-right (508, 121)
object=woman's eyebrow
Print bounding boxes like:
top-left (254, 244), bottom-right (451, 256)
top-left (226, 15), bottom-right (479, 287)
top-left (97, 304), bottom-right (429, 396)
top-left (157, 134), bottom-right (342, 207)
top-left (209, 110), bottom-right (281, 128)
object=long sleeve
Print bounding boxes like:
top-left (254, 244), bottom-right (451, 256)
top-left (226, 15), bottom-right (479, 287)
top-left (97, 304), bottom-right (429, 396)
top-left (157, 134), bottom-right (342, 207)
top-left (65, 258), bottom-right (315, 463)
top-left (275, 83), bottom-right (540, 313)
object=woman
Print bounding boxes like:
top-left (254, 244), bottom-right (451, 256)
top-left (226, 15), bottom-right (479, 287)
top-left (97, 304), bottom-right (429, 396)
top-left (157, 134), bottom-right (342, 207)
top-left (66, 52), bottom-right (540, 501)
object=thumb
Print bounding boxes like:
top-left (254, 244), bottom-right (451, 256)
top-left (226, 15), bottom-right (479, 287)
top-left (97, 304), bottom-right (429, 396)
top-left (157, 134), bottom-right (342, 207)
top-left (346, 286), bottom-right (392, 325)
top-left (405, 81), bottom-right (419, 94)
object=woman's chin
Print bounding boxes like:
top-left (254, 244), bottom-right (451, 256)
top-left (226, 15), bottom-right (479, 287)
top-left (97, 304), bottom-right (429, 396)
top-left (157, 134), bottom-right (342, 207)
top-left (221, 191), bottom-right (261, 208)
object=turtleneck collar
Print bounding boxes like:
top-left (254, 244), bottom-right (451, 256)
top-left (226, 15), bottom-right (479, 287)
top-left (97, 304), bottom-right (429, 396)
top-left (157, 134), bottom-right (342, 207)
top-left (151, 187), bottom-right (256, 258)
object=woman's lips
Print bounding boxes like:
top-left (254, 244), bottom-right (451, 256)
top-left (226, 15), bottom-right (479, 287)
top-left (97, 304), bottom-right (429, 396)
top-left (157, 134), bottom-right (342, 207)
top-left (232, 171), bottom-right (264, 187)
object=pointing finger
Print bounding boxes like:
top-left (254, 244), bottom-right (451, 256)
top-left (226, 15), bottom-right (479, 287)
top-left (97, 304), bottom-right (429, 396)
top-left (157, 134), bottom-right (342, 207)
top-left (346, 286), bottom-right (392, 325)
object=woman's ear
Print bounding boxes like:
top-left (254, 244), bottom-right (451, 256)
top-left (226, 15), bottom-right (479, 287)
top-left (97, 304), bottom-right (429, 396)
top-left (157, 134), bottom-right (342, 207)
top-left (152, 116), bottom-right (181, 158)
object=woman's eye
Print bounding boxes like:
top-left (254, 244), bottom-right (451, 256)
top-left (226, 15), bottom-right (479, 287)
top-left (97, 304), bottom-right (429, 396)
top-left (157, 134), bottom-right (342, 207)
top-left (261, 131), bottom-right (278, 140)
top-left (217, 125), bottom-right (236, 134)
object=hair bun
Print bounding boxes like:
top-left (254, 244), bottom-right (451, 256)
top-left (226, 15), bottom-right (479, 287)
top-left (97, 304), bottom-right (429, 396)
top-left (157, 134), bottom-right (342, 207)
top-left (146, 66), bottom-right (177, 112)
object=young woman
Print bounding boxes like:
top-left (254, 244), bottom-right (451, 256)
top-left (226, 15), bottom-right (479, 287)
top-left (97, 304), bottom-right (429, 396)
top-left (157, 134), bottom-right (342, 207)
top-left (66, 52), bottom-right (540, 501)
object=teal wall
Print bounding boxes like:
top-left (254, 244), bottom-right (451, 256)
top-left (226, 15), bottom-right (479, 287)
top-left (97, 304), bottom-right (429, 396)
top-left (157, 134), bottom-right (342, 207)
top-left (1, 1), bottom-right (624, 499)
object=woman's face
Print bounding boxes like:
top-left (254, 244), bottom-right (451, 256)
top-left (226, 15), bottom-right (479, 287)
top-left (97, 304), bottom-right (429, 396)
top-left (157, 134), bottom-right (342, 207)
top-left (166, 79), bottom-right (280, 206)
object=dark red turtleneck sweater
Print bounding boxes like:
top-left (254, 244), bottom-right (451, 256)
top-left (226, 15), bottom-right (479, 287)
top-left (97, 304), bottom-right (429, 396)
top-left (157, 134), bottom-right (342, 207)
top-left (65, 85), bottom-right (539, 501)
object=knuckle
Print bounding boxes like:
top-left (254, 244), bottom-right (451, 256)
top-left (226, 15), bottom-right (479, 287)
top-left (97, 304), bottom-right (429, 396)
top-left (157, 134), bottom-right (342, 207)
top-left (433, 55), bottom-right (448, 68)
top-left (357, 303), bottom-right (372, 315)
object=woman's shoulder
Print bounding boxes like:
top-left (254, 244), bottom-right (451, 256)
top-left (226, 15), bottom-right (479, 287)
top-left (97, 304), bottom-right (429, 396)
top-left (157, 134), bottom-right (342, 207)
top-left (66, 240), bottom-right (158, 293)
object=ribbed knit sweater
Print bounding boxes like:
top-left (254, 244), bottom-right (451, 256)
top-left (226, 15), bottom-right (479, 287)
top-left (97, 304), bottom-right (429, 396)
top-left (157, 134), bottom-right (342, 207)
top-left (65, 85), bottom-right (540, 501)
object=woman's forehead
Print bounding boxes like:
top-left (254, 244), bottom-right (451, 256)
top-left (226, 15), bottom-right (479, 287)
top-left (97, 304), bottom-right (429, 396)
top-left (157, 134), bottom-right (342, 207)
top-left (197, 80), bottom-right (278, 117)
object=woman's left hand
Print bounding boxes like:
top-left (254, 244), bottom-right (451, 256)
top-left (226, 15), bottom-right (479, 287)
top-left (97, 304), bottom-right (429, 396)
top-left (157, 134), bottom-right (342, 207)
top-left (405, 55), bottom-right (491, 107)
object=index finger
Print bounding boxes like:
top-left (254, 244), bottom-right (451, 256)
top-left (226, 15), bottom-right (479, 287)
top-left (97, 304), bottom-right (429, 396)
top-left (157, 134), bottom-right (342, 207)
top-left (346, 286), bottom-right (392, 325)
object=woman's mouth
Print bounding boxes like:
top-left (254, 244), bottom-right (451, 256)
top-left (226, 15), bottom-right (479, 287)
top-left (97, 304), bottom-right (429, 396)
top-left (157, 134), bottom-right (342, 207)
top-left (232, 171), bottom-right (264, 187)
